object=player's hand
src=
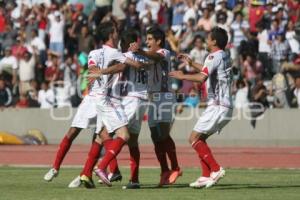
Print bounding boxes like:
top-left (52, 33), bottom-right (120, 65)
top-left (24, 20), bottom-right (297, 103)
top-left (169, 70), bottom-right (184, 80)
top-left (177, 53), bottom-right (193, 66)
top-left (87, 67), bottom-right (101, 86)
top-left (128, 42), bottom-right (140, 52)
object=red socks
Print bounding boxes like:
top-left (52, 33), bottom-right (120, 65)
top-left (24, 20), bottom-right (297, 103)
top-left (98, 137), bottom-right (126, 170)
top-left (103, 139), bottom-right (120, 174)
top-left (80, 141), bottom-right (102, 177)
top-left (154, 141), bottom-right (169, 173)
top-left (164, 136), bottom-right (180, 171)
top-left (129, 146), bottom-right (140, 183)
top-left (200, 159), bottom-right (211, 177)
top-left (192, 139), bottom-right (220, 172)
top-left (53, 136), bottom-right (72, 170)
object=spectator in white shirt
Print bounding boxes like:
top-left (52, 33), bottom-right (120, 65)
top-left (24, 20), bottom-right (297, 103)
top-left (48, 11), bottom-right (65, 59)
top-left (18, 48), bottom-right (37, 95)
top-left (38, 81), bottom-right (55, 109)
top-left (0, 47), bottom-right (18, 86)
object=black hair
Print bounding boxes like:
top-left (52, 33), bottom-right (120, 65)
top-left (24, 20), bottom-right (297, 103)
top-left (193, 35), bottom-right (204, 44)
top-left (210, 27), bottom-right (228, 50)
top-left (97, 21), bottom-right (116, 43)
top-left (120, 30), bottom-right (138, 50)
top-left (146, 26), bottom-right (165, 47)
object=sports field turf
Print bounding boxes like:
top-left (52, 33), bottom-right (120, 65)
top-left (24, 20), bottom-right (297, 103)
top-left (1, 167), bottom-right (300, 200)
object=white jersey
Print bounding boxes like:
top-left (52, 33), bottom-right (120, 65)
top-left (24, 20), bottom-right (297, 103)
top-left (148, 48), bottom-right (172, 93)
top-left (201, 50), bottom-right (233, 108)
top-left (122, 51), bottom-right (149, 99)
top-left (88, 45), bottom-right (127, 98)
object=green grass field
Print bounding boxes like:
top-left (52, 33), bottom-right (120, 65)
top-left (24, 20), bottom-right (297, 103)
top-left (1, 167), bottom-right (300, 200)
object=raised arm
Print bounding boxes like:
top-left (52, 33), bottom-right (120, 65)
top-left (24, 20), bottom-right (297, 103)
top-left (169, 70), bottom-right (207, 84)
top-left (178, 54), bottom-right (203, 72)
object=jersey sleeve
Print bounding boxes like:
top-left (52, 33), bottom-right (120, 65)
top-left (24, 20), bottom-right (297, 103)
top-left (88, 51), bottom-right (97, 68)
top-left (156, 49), bottom-right (170, 59)
top-left (201, 54), bottom-right (219, 76)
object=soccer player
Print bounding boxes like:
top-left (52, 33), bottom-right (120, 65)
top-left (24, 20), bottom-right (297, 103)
top-left (169, 27), bottom-right (233, 188)
top-left (44, 21), bottom-right (144, 185)
top-left (84, 21), bottom-right (148, 187)
top-left (68, 30), bottom-right (150, 189)
top-left (129, 26), bottom-right (182, 186)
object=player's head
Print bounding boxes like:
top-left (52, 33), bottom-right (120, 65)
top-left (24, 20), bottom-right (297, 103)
top-left (207, 27), bottom-right (228, 50)
top-left (97, 21), bottom-right (118, 46)
top-left (120, 30), bottom-right (138, 52)
top-left (146, 26), bottom-right (165, 50)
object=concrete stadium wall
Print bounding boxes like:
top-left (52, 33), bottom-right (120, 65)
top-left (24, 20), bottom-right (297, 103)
top-left (0, 108), bottom-right (299, 147)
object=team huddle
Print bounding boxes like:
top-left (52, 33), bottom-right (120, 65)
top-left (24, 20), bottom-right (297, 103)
top-left (43, 22), bottom-right (233, 190)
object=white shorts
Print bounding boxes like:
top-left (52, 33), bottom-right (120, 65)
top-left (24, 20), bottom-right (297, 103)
top-left (71, 95), bottom-right (97, 129)
top-left (148, 92), bottom-right (176, 127)
top-left (122, 96), bottom-right (148, 134)
top-left (95, 96), bottom-right (128, 134)
top-left (193, 105), bottom-right (233, 135)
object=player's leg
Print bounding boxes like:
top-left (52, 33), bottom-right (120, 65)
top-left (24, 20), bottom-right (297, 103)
top-left (44, 127), bottom-right (82, 181)
top-left (99, 129), bottom-right (122, 182)
top-left (158, 122), bottom-right (182, 184)
top-left (189, 131), bottom-right (224, 188)
top-left (95, 126), bottom-right (129, 186)
top-left (122, 133), bottom-right (140, 189)
top-left (78, 133), bottom-right (103, 188)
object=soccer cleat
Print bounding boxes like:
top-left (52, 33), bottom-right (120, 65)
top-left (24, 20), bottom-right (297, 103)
top-left (94, 169), bottom-right (112, 187)
top-left (109, 172), bottom-right (123, 182)
top-left (206, 167), bottom-right (226, 188)
top-left (68, 176), bottom-right (81, 188)
top-left (122, 181), bottom-right (140, 189)
top-left (168, 169), bottom-right (183, 184)
top-left (98, 172), bottom-right (123, 184)
top-left (189, 176), bottom-right (214, 188)
top-left (80, 175), bottom-right (95, 189)
top-left (158, 171), bottom-right (171, 186)
top-left (44, 168), bottom-right (58, 182)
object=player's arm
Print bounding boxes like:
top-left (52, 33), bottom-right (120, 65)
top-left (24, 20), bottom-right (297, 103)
top-left (124, 57), bottom-right (154, 69)
top-left (129, 42), bottom-right (164, 62)
top-left (178, 53), bottom-right (203, 72)
top-left (169, 70), bottom-right (207, 84)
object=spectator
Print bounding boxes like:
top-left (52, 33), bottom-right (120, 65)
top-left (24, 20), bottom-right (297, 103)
top-left (285, 21), bottom-right (300, 60)
top-left (189, 35), bottom-right (208, 66)
top-left (78, 25), bottom-right (94, 55)
top-left (176, 87), bottom-right (200, 114)
top-left (234, 79), bottom-right (249, 109)
top-left (18, 48), bottom-right (37, 95)
top-left (171, 0), bottom-right (185, 37)
top-left (242, 53), bottom-right (263, 86)
top-left (48, 11), bottom-right (65, 59)
top-left (196, 7), bottom-right (212, 38)
top-left (271, 33), bottom-right (290, 74)
top-left (125, 1), bottom-right (140, 30)
top-left (38, 81), bottom-right (55, 109)
top-left (256, 21), bottom-right (272, 80)
top-left (0, 47), bottom-right (18, 86)
top-left (230, 11), bottom-right (250, 67)
top-left (0, 78), bottom-right (12, 108)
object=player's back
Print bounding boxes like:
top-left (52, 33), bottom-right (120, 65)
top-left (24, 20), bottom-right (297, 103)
top-left (205, 50), bottom-right (233, 108)
top-left (88, 45), bottom-right (126, 98)
top-left (123, 51), bottom-right (148, 99)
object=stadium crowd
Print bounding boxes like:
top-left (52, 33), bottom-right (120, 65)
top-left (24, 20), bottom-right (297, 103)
top-left (0, 0), bottom-right (300, 110)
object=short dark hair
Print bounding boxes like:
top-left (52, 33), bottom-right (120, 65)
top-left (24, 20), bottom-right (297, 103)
top-left (120, 30), bottom-right (138, 50)
top-left (146, 26), bottom-right (165, 47)
top-left (210, 27), bottom-right (228, 50)
top-left (97, 21), bottom-right (116, 43)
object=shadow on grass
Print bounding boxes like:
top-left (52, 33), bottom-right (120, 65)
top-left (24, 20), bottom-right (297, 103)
top-left (140, 183), bottom-right (190, 189)
top-left (213, 183), bottom-right (300, 190)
